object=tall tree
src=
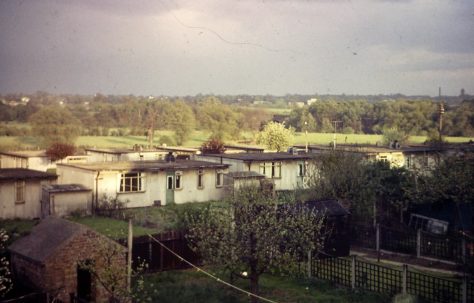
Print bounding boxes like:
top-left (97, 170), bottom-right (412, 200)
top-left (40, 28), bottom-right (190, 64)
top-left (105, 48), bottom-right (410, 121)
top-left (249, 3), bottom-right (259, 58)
top-left (29, 105), bottom-right (81, 147)
top-left (256, 121), bottom-right (294, 152)
top-left (186, 186), bottom-right (325, 303)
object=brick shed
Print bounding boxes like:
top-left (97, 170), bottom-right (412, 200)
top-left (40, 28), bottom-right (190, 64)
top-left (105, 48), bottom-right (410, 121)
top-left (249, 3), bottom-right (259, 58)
top-left (8, 217), bottom-right (126, 302)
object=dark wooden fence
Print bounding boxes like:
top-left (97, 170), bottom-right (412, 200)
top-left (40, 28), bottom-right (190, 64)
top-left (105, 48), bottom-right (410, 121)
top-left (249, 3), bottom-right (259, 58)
top-left (119, 230), bottom-right (199, 272)
top-left (309, 256), bottom-right (473, 303)
top-left (351, 223), bottom-right (474, 266)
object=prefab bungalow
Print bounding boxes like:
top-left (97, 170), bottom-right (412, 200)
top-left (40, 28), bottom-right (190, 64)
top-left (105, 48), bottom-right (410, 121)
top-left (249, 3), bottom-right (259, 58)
top-left (0, 168), bottom-right (57, 219)
top-left (56, 159), bottom-right (229, 208)
top-left (298, 144), bottom-right (405, 168)
top-left (85, 146), bottom-right (199, 163)
top-left (196, 152), bottom-right (313, 191)
top-left (0, 150), bottom-right (88, 172)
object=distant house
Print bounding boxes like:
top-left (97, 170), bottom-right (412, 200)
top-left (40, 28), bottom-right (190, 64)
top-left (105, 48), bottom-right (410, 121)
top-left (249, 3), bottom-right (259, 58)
top-left (9, 217), bottom-right (126, 303)
top-left (298, 144), bottom-right (405, 168)
top-left (223, 144), bottom-right (265, 154)
top-left (0, 150), bottom-right (87, 172)
top-left (41, 184), bottom-right (92, 218)
top-left (196, 152), bottom-right (313, 191)
top-left (0, 168), bottom-right (57, 219)
top-left (57, 159), bottom-right (229, 208)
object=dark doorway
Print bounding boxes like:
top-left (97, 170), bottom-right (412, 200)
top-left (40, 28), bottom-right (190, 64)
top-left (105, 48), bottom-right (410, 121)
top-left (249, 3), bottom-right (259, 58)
top-left (77, 262), bottom-right (92, 302)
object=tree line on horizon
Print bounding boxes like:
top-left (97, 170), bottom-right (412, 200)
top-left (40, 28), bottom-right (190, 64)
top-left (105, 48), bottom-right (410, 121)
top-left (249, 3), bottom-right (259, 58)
top-left (0, 92), bottom-right (473, 143)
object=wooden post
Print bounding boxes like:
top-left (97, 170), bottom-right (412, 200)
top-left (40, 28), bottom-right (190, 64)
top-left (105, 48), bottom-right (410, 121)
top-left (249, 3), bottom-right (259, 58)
top-left (127, 219), bottom-right (133, 292)
top-left (376, 224), bottom-right (380, 262)
top-left (307, 250), bottom-right (312, 278)
top-left (462, 238), bottom-right (466, 265)
top-left (402, 264), bottom-right (408, 294)
top-left (416, 229), bottom-right (421, 258)
top-left (462, 275), bottom-right (467, 303)
top-left (351, 255), bottom-right (356, 290)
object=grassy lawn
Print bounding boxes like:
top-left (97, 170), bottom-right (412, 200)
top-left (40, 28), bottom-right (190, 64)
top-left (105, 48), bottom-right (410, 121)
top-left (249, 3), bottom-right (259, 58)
top-left (0, 219), bottom-right (39, 244)
top-left (69, 216), bottom-right (160, 240)
top-left (142, 268), bottom-right (389, 303)
top-left (2, 131), bottom-right (472, 150)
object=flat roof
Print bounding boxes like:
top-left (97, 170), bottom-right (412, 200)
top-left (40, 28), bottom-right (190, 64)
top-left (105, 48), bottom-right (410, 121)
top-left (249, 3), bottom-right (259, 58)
top-left (57, 159), bottom-right (229, 172)
top-left (43, 184), bottom-right (91, 193)
top-left (200, 152), bottom-right (313, 161)
top-left (297, 144), bottom-right (404, 154)
top-left (223, 145), bottom-right (265, 152)
top-left (0, 150), bottom-right (47, 158)
top-left (0, 168), bottom-right (57, 181)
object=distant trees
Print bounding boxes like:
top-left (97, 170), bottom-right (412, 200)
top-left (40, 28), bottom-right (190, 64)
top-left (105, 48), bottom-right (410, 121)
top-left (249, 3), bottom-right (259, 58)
top-left (186, 185), bottom-right (325, 303)
top-left (381, 127), bottom-right (409, 147)
top-left (200, 138), bottom-right (226, 154)
top-left (46, 143), bottom-right (76, 161)
top-left (29, 106), bottom-right (81, 147)
top-left (256, 122), bottom-right (294, 152)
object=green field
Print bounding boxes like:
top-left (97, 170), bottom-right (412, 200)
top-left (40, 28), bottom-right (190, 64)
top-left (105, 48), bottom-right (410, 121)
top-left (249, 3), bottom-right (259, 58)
top-left (0, 131), bottom-right (472, 150)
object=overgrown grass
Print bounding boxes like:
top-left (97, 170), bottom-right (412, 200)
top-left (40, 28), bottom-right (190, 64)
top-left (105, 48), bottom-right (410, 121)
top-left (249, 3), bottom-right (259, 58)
top-left (143, 268), bottom-right (389, 303)
top-left (69, 216), bottom-right (160, 240)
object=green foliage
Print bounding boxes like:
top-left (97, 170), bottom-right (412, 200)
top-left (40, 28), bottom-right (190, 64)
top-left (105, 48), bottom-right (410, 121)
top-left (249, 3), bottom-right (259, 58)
top-left (0, 229), bottom-right (12, 297)
top-left (77, 236), bottom-right (150, 302)
top-left (305, 152), bottom-right (412, 223)
top-left (256, 121), bottom-right (294, 151)
top-left (196, 97), bottom-right (241, 140)
top-left (186, 185), bottom-right (325, 301)
top-left (158, 135), bottom-right (176, 146)
top-left (407, 157), bottom-right (474, 206)
top-left (29, 105), bottom-right (81, 147)
top-left (382, 127), bottom-right (409, 146)
top-left (45, 142), bottom-right (76, 161)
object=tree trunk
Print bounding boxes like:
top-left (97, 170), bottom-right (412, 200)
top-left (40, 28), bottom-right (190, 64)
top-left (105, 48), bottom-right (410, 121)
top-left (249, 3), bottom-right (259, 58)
top-left (249, 271), bottom-right (259, 303)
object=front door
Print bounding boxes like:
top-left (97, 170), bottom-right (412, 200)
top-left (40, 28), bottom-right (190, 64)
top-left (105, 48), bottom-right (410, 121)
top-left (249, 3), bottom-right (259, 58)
top-left (166, 171), bottom-right (175, 205)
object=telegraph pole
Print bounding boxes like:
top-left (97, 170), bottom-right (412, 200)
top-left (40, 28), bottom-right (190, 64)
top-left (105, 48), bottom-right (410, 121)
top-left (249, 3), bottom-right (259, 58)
top-left (332, 120), bottom-right (342, 150)
top-left (438, 87), bottom-right (445, 142)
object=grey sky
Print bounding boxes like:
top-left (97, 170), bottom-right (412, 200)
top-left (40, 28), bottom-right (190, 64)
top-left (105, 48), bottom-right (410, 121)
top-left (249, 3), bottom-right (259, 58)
top-left (1, 0), bottom-right (473, 96)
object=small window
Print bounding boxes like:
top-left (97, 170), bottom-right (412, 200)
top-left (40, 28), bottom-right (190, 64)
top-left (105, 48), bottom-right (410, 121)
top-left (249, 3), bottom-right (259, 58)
top-left (175, 171), bottom-right (182, 190)
top-left (216, 170), bottom-right (224, 187)
top-left (119, 172), bottom-right (144, 193)
top-left (15, 181), bottom-right (25, 203)
top-left (197, 169), bottom-right (204, 189)
top-left (259, 162), bottom-right (281, 179)
top-left (167, 175), bottom-right (174, 190)
top-left (298, 162), bottom-right (305, 176)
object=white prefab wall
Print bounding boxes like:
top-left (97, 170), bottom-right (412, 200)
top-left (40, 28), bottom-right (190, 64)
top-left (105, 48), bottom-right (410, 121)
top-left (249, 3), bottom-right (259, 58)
top-left (0, 180), bottom-right (54, 219)
top-left (49, 192), bottom-right (92, 217)
top-left (57, 165), bottom-right (227, 207)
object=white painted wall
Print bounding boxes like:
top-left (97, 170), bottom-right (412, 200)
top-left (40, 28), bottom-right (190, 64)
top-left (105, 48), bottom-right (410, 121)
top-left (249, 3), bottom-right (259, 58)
top-left (57, 165), bottom-right (227, 207)
top-left (0, 179), bottom-right (54, 219)
top-left (48, 191), bottom-right (92, 217)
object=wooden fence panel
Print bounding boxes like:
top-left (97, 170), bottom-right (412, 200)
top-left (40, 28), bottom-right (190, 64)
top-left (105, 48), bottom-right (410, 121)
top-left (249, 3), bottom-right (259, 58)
top-left (407, 271), bottom-right (463, 303)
